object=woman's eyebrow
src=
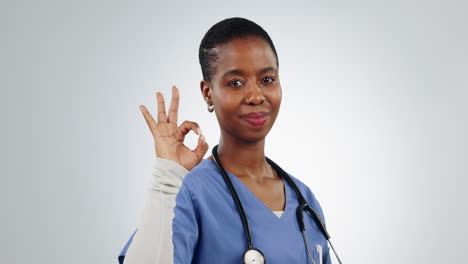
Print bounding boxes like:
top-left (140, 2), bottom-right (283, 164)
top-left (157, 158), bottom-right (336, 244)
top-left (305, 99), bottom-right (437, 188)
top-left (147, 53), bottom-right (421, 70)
top-left (258, 66), bottom-right (278, 75)
top-left (221, 66), bottom-right (278, 79)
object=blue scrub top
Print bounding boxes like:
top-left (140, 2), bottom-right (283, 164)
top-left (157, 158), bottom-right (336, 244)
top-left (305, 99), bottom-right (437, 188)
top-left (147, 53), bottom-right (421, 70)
top-left (119, 159), bottom-right (331, 264)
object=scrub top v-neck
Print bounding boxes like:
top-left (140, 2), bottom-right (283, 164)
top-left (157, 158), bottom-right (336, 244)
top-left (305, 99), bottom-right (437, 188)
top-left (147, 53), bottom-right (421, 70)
top-left (172, 159), bottom-right (331, 264)
top-left (216, 159), bottom-right (291, 221)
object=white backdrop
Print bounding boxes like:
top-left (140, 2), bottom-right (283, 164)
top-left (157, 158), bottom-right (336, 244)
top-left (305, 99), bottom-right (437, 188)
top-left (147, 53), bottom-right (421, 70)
top-left (1, 0), bottom-right (467, 263)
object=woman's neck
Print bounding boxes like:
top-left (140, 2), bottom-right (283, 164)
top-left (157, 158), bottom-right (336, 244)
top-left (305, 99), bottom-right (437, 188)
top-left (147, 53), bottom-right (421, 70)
top-left (215, 135), bottom-right (274, 182)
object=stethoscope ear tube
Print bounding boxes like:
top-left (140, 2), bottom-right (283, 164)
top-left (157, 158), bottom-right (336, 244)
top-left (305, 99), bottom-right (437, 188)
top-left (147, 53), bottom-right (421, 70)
top-left (296, 203), bottom-right (307, 231)
top-left (296, 203), bottom-right (331, 240)
top-left (267, 155), bottom-right (343, 263)
top-left (267, 157), bottom-right (331, 240)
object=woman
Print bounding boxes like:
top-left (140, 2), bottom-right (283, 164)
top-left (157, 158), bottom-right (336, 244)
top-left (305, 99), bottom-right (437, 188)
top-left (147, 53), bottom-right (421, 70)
top-left (119, 17), bottom-right (334, 264)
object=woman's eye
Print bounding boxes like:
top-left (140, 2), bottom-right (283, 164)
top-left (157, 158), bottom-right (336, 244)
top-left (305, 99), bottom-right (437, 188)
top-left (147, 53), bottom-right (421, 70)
top-left (228, 80), bottom-right (243, 87)
top-left (262, 77), bottom-right (275, 84)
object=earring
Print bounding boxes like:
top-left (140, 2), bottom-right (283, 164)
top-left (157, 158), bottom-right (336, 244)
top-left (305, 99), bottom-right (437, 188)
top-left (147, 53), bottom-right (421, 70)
top-left (207, 104), bottom-right (214, 113)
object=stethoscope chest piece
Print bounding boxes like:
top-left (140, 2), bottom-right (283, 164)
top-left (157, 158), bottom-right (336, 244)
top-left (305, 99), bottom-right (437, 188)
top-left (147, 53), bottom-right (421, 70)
top-left (243, 248), bottom-right (265, 264)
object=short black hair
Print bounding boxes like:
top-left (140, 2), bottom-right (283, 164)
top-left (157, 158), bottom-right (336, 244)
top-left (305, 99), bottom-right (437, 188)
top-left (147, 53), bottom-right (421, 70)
top-left (198, 17), bottom-right (279, 84)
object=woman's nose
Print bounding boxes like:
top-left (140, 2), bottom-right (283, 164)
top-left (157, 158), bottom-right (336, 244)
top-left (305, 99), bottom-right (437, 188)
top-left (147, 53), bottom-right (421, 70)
top-left (245, 83), bottom-right (265, 105)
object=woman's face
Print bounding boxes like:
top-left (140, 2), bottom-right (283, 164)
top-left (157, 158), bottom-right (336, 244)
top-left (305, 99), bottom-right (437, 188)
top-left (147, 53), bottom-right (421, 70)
top-left (201, 36), bottom-right (282, 143)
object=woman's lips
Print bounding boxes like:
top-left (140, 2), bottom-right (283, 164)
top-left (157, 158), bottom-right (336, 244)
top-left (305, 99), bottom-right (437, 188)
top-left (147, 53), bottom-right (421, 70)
top-left (241, 112), bottom-right (269, 126)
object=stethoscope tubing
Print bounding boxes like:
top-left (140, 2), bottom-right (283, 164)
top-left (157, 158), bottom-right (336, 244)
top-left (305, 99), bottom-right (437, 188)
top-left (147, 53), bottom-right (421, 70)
top-left (211, 145), bottom-right (342, 264)
top-left (211, 145), bottom-right (254, 249)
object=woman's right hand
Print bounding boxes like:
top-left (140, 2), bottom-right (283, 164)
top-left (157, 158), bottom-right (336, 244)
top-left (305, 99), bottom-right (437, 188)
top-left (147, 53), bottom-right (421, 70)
top-left (139, 85), bottom-right (209, 171)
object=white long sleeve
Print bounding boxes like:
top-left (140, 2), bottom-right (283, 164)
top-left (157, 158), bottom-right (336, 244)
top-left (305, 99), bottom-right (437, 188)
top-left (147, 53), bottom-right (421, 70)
top-left (124, 158), bottom-right (189, 264)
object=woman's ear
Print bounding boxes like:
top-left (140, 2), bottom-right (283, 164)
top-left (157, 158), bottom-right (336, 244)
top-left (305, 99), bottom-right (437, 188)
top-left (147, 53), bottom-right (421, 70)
top-left (200, 80), bottom-right (213, 105)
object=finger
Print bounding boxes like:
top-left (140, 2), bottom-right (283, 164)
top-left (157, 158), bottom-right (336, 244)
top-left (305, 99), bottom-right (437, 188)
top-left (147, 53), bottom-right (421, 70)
top-left (139, 104), bottom-right (157, 132)
top-left (178, 120), bottom-right (201, 137)
top-left (193, 131), bottom-right (209, 160)
top-left (167, 85), bottom-right (179, 124)
top-left (156, 92), bottom-right (167, 123)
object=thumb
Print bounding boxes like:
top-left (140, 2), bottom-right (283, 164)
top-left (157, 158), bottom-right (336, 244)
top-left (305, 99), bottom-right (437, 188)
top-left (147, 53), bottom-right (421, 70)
top-left (193, 129), bottom-right (209, 160)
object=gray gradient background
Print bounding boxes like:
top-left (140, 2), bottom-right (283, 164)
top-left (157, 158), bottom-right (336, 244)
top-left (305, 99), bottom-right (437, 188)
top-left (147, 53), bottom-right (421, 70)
top-left (1, 0), bottom-right (467, 263)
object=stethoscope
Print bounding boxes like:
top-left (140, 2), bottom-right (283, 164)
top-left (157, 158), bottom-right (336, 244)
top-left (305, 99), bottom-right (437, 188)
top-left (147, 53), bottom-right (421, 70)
top-left (211, 145), bottom-right (343, 264)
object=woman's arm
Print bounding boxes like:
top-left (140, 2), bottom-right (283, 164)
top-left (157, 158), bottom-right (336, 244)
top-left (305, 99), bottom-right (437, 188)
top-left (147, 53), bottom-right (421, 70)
top-left (123, 157), bottom-right (189, 264)
top-left (120, 85), bottom-right (208, 263)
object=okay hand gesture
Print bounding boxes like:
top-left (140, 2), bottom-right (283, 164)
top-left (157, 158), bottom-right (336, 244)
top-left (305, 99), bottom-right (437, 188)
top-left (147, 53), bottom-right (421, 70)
top-left (139, 85), bottom-right (209, 171)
